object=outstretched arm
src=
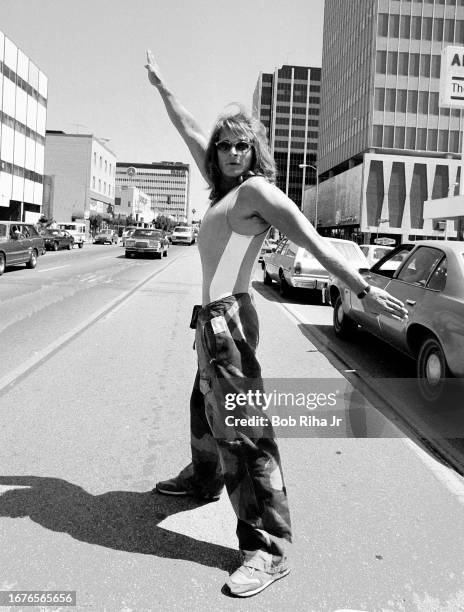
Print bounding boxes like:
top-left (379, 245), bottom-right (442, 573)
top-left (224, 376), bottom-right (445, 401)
top-left (145, 51), bottom-right (209, 182)
top-left (242, 179), bottom-right (408, 320)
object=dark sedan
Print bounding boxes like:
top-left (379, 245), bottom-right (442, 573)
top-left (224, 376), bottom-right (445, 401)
top-left (41, 229), bottom-right (75, 251)
top-left (125, 229), bottom-right (169, 259)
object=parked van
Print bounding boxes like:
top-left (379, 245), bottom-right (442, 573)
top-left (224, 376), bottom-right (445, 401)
top-left (57, 222), bottom-right (86, 248)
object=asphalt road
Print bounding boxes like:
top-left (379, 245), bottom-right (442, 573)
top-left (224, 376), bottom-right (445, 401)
top-left (1, 244), bottom-right (464, 611)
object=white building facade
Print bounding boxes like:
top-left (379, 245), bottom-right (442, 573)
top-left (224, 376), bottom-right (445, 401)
top-left (0, 30), bottom-right (48, 222)
top-left (114, 185), bottom-right (152, 223)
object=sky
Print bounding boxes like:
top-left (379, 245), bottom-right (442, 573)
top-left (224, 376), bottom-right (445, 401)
top-left (0, 0), bottom-right (325, 217)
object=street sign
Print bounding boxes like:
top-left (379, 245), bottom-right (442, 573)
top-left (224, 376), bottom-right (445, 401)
top-left (374, 237), bottom-right (396, 246)
top-left (439, 45), bottom-right (464, 108)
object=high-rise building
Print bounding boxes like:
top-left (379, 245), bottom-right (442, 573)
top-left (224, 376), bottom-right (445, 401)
top-left (0, 30), bottom-right (48, 222)
top-left (44, 131), bottom-right (116, 230)
top-left (305, 0), bottom-right (464, 242)
top-left (115, 161), bottom-right (190, 221)
top-left (253, 65), bottom-right (321, 207)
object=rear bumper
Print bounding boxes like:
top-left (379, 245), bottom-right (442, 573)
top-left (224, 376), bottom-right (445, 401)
top-left (290, 275), bottom-right (328, 290)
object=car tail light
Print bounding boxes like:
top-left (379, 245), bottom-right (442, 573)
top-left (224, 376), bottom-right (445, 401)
top-left (294, 261), bottom-right (302, 275)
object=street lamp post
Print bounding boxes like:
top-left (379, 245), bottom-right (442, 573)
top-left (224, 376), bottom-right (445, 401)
top-left (299, 163), bottom-right (319, 230)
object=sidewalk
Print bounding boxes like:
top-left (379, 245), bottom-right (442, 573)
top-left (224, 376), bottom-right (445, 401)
top-left (1, 252), bottom-right (464, 611)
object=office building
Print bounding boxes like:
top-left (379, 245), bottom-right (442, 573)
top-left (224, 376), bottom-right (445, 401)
top-left (0, 30), bottom-right (47, 222)
top-left (304, 0), bottom-right (464, 242)
top-left (115, 161), bottom-right (190, 221)
top-left (44, 131), bottom-right (116, 230)
top-left (253, 64), bottom-right (321, 207)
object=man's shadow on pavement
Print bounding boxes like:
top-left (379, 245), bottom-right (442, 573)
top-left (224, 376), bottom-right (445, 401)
top-left (0, 475), bottom-right (240, 572)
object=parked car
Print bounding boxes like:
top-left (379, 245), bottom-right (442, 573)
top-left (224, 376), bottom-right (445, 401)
top-left (41, 229), bottom-right (74, 251)
top-left (258, 237), bottom-right (278, 264)
top-left (125, 228), bottom-right (169, 259)
top-left (359, 244), bottom-right (394, 267)
top-left (262, 236), bottom-right (368, 302)
top-left (0, 221), bottom-right (45, 276)
top-left (171, 226), bottom-right (195, 245)
top-left (94, 229), bottom-right (118, 245)
top-left (329, 240), bottom-right (464, 402)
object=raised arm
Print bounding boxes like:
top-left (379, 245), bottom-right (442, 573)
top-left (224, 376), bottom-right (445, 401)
top-left (242, 179), bottom-right (408, 320)
top-left (145, 51), bottom-right (209, 182)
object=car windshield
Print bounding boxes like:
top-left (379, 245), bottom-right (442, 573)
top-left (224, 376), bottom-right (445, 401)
top-left (174, 228), bottom-right (190, 233)
top-left (133, 230), bottom-right (162, 238)
top-left (330, 241), bottom-right (366, 264)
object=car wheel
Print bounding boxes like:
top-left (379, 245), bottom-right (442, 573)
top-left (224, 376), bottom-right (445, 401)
top-left (279, 271), bottom-right (292, 297)
top-left (333, 294), bottom-right (357, 339)
top-left (78, 242), bottom-right (83, 249)
top-left (0, 253), bottom-right (5, 276)
top-left (26, 250), bottom-right (38, 269)
top-left (125, 252), bottom-right (131, 258)
top-left (417, 336), bottom-right (451, 403)
top-left (53, 242), bottom-right (58, 251)
top-left (262, 266), bottom-right (272, 285)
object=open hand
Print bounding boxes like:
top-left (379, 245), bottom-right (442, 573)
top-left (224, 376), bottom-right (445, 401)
top-left (363, 286), bottom-right (409, 321)
top-left (145, 50), bottom-right (164, 88)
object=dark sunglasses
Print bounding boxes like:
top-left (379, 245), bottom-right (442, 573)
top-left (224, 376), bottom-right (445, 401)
top-left (215, 139), bottom-right (252, 153)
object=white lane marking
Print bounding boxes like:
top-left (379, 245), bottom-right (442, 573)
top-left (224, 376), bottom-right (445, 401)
top-left (38, 265), bottom-right (70, 273)
top-left (280, 299), bottom-right (464, 504)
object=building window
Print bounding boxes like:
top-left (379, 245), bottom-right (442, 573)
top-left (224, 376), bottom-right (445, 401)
top-left (375, 88), bottom-right (385, 111)
top-left (444, 19), bottom-right (455, 42)
top-left (438, 130), bottom-right (449, 151)
top-left (416, 128), bottom-right (427, 150)
top-left (92, 176), bottom-right (95, 189)
top-left (409, 53), bottom-right (420, 77)
top-left (388, 14), bottom-right (399, 37)
top-left (93, 152), bottom-right (96, 165)
top-left (376, 50), bottom-right (386, 74)
top-left (411, 16), bottom-right (422, 39)
top-left (431, 55), bottom-right (441, 78)
top-left (387, 51), bottom-right (398, 75)
top-left (98, 179), bottom-right (101, 191)
top-left (105, 160), bottom-right (107, 172)
top-left (429, 92), bottom-right (439, 114)
top-left (418, 91), bottom-right (429, 114)
top-left (378, 13), bottom-right (388, 36)
top-left (397, 89), bottom-right (407, 112)
top-left (427, 129), bottom-right (438, 151)
top-left (394, 126), bottom-right (405, 149)
top-left (99, 156), bottom-right (102, 169)
top-left (385, 89), bottom-right (396, 112)
top-left (384, 125), bottom-right (394, 148)
top-left (422, 17), bottom-right (433, 40)
top-left (407, 90), bottom-right (418, 113)
top-left (433, 18), bottom-right (444, 42)
top-left (406, 127), bottom-right (416, 149)
top-left (420, 54), bottom-right (430, 78)
top-left (400, 15), bottom-right (411, 38)
top-left (398, 53), bottom-right (409, 75)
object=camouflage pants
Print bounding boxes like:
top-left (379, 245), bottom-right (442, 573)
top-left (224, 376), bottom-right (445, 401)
top-left (190, 293), bottom-right (292, 572)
